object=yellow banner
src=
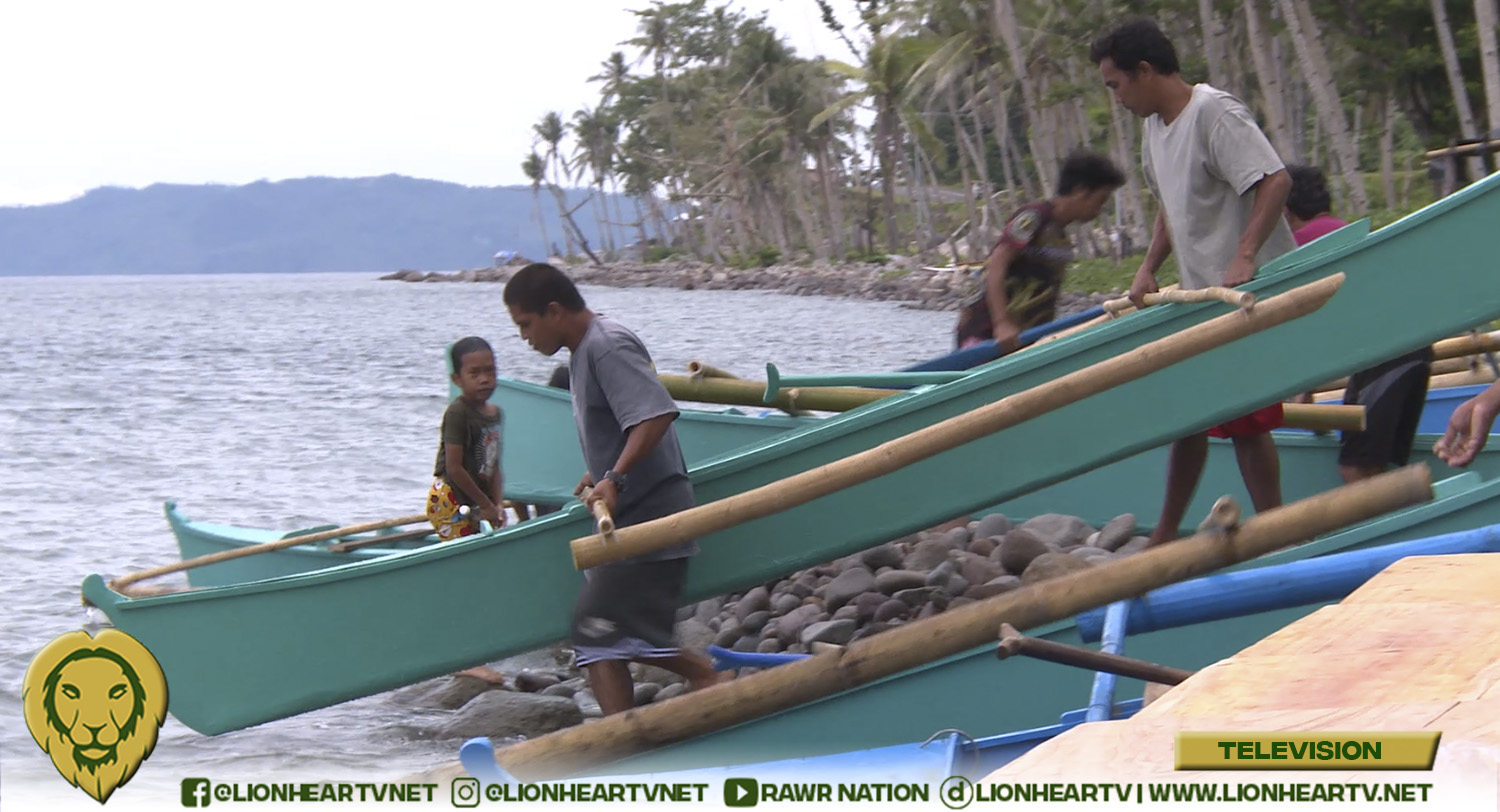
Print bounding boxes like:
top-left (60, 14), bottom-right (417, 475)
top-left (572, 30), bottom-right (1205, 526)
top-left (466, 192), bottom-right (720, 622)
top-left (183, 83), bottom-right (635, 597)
top-left (1176, 732), bottom-right (1440, 770)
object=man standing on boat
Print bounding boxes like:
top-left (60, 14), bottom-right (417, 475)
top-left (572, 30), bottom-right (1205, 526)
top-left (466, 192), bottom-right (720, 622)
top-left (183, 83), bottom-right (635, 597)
top-left (1284, 164), bottom-right (1434, 483)
top-left (954, 151), bottom-right (1126, 351)
top-left (1092, 18), bottom-right (1297, 546)
top-left (502, 263), bottom-right (722, 715)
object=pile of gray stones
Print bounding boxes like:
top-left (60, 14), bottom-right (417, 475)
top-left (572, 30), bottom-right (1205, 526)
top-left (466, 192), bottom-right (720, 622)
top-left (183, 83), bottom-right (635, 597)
top-left (391, 510), bottom-right (1146, 744)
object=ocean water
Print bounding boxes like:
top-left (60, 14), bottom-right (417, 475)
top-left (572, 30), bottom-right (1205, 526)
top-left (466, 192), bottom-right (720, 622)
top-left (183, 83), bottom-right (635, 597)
top-left (0, 272), bottom-right (951, 810)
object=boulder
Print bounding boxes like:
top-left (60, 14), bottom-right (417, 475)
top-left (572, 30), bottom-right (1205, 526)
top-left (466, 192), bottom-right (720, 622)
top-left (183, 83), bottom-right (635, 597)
top-left (1021, 552), bottom-right (1095, 584)
top-left (1018, 514), bottom-right (1095, 548)
top-left (435, 692), bottom-right (583, 740)
top-left (996, 529), bottom-right (1051, 575)
top-left (1093, 514), bottom-right (1136, 552)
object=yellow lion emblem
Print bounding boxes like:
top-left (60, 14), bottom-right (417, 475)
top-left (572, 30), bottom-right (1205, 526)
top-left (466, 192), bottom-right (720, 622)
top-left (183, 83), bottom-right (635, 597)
top-left (23, 629), bottom-right (168, 804)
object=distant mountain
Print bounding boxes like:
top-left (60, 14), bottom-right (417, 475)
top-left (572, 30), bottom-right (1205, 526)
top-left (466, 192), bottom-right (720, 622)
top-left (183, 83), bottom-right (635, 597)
top-left (0, 175), bottom-right (617, 276)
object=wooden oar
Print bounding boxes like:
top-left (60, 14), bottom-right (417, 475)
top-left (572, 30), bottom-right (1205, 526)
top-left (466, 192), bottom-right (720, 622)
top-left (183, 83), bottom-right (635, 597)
top-left (485, 463), bottom-right (1429, 780)
top-left (328, 526), bottom-right (438, 553)
top-left (108, 513), bottom-right (431, 594)
top-left (571, 274), bottom-right (1345, 570)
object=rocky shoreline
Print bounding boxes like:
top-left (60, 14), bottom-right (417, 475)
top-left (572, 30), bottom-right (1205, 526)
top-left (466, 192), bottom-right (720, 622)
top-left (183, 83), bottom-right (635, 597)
top-left (379, 261), bottom-right (1118, 317)
top-left (389, 508), bottom-right (1146, 745)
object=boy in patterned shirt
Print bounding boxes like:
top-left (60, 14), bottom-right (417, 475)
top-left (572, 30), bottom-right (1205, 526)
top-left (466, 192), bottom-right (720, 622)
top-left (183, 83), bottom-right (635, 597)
top-left (955, 151), bottom-right (1125, 351)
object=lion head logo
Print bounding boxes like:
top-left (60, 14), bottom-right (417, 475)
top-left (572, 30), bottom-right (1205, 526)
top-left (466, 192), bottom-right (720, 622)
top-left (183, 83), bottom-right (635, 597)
top-left (23, 629), bottom-right (168, 804)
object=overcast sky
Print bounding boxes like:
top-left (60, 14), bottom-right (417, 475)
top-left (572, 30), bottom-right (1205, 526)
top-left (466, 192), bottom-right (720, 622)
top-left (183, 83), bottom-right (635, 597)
top-left (0, 0), bottom-right (864, 207)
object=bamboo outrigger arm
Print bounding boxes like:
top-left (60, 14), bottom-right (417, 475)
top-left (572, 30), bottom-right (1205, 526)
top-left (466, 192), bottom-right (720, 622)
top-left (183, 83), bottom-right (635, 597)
top-left (996, 623), bottom-right (1196, 685)
top-left (572, 274), bottom-right (1346, 570)
top-left (481, 463), bottom-right (1431, 781)
top-left (1101, 286), bottom-right (1256, 316)
top-left (683, 361), bottom-right (813, 417)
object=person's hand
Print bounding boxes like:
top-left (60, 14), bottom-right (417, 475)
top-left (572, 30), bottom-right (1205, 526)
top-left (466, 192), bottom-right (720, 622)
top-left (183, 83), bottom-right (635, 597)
top-left (574, 472), bottom-right (594, 496)
top-left (587, 477), bottom-right (618, 517)
top-left (1289, 392), bottom-right (1314, 404)
top-left (1435, 395), bottom-right (1500, 467)
top-left (992, 318), bottom-right (1022, 353)
top-left (1223, 255), bottom-right (1257, 287)
top-left (480, 502), bottom-right (505, 528)
top-left (1128, 266), bottom-right (1158, 309)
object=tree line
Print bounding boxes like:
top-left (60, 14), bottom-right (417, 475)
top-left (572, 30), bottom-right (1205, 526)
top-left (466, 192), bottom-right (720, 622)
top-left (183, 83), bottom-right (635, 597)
top-left (522, 0), bottom-right (1500, 266)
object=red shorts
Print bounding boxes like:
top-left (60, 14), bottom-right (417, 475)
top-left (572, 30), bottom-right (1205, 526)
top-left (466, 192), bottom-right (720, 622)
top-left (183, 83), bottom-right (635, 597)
top-left (1207, 402), bottom-right (1285, 438)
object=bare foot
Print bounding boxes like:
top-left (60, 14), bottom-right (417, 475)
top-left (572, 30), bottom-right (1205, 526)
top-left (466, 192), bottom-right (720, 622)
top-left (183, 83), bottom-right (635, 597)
top-left (453, 666), bottom-right (508, 686)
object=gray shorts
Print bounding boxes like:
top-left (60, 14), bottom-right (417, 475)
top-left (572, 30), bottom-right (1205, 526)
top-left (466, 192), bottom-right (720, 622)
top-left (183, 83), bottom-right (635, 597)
top-left (570, 556), bottom-right (690, 666)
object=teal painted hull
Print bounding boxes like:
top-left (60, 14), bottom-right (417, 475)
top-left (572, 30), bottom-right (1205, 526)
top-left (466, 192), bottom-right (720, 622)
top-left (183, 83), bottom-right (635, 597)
top-left (596, 471), bottom-right (1500, 775)
top-left (81, 171), bottom-right (1500, 736)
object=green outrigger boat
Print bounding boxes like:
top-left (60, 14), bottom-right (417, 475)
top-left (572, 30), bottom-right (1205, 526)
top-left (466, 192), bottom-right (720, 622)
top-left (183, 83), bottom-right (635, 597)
top-left (82, 171), bottom-right (1500, 737)
top-left (164, 431), bottom-right (1500, 587)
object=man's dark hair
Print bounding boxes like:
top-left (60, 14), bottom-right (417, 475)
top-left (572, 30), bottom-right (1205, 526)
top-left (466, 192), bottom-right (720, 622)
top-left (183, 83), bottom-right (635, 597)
top-left (1089, 18), bottom-right (1180, 76)
top-left (1285, 164), bottom-right (1333, 221)
top-left (502, 263), bottom-right (587, 314)
top-left (1057, 151), bottom-right (1126, 195)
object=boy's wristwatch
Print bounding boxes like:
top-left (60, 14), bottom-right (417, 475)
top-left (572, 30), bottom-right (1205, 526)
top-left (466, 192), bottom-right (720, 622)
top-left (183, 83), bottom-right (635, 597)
top-left (602, 469), bottom-right (628, 492)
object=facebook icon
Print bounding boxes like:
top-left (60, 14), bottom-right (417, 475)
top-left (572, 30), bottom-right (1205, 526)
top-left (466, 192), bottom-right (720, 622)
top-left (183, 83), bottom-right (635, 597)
top-left (181, 778), bottom-right (212, 807)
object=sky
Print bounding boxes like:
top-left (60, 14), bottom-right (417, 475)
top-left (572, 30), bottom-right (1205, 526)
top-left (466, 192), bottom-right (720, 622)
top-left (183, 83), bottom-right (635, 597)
top-left (0, 0), bottom-right (867, 208)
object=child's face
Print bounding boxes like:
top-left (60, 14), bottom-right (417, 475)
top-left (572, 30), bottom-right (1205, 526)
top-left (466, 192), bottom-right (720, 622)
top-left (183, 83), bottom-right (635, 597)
top-left (1076, 187), bottom-right (1115, 222)
top-left (508, 303), bottom-right (565, 356)
top-left (452, 349), bottom-right (497, 402)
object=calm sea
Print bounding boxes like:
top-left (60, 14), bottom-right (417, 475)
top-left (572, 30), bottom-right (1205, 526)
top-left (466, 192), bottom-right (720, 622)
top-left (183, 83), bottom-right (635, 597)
top-left (0, 272), bottom-right (951, 810)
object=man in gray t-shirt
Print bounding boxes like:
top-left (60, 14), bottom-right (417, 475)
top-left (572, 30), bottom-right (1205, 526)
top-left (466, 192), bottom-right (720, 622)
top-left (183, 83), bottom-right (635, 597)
top-left (504, 262), bottom-right (723, 716)
top-left (1092, 19), bottom-right (1295, 546)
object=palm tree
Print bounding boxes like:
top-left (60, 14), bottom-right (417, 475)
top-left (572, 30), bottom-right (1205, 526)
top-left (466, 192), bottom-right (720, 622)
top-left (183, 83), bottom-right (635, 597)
top-left (521, 152), bottom-right (552, 258)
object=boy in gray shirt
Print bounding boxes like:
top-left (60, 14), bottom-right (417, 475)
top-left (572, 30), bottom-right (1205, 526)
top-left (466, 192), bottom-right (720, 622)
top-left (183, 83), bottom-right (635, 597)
top-left (1092, 18), bottom-right (1295, 546)
top-left (503, 262), bottom-right (721, 715)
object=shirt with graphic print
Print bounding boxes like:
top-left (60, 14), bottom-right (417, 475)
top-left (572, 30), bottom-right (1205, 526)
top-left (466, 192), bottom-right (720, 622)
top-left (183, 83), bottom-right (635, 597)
top-left (954, 201), bottom-right (1072, 346)
top-left (432, 397), bottom-right (502, 505)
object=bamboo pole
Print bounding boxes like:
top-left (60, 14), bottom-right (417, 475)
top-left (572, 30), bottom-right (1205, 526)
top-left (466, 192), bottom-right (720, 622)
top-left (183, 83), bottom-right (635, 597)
top-left (1281, 403), bottom-right (1363, 432)
top-left (1314, 364), bottom-right (1500, 403)
top-left (493, 464), bottom-right (1430, 780)
top-left (1432, 330), bottom-right (1500, 362)
top-left (1020, 284), bottom-right (1187, 353)
top-left (684, 362), bottom-right (812, 417)
top-left (578, 487), bottom-right (616, 545)
top-left (660, 374), bottom-right (887, 413)
top-left (572, 274), bottom-right (1346, 570)
top-left (1101, 286), bottom-right (1256, 315)
top-left (1316, 354), bottom-right (1477, 392)
top-left (108, 514), bottom-right (430, 592)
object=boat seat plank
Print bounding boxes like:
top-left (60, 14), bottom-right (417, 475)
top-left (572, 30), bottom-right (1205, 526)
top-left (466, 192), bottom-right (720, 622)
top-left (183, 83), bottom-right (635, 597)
top-left (983, 553), bottom-right (1500, 788)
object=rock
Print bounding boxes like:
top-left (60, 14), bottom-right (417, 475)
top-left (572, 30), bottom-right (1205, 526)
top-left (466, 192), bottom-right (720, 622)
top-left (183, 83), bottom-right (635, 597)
top-left (692, 597), bottom-right (723, 626)
top-left (967, 536), bottom-right (997, 557)
top-left (1117, 536), bottom-right (1152, 555)
top-left (1018, 514), bottom-right (1095, 548)
top-left (756, 638), bottom-right (784, 654)
top-left (943, 575), bottom-right (970, 597)
top-left (873, 599), bottom-right (911, 622)
top-left (997, 529), bottom-right (1052, 575)
top-left (713, 621), bottom-right (744, 648)
top-left (915, 603), bottom-right (940, 620)
top-left (924, 560), bottom-right (957, 587)
top-left (964, 578), bottom-right (1022, 601)
top-left (773, 605), bottom-right (823, 644)
top-left (905, 538), bottom-right (953, 571)
top-left (820, 567), bottom-right (875, 612)
top-left (436, 692), bottom-right (583, 740)
top-left (940, 526), bottom-right (971, 549)
top-left (540, 681), bottom-right (579, 699)
top-left (949, 597), bottom-right (976, 610)
top-left (739, 610), bottom-right (771, 634)
top-left (956, 554), bottom-right (1002, 587)
top-left (1069, 545), bottom-right (1111, 560)
top-left (655, 683), bottom-right (687, 702)
top-left (852, 591), bottom-right (887, 622)
top-left (893, 586), bottom-right (942, 608)
top-left (832, 605), bottom-right (861, 622)
top-left (633, 682), bottom-right (662, 705)
top-left (513, 670), bottom-right (562, 693)
top-left (770, 593), bottom-right (803, 616)
top-left (1093, 514), bottom-right (1136, 551)
top-left (631, 660), bottom-right (687, 688)
top-left (676, 619), bottom-right (715, 653)
top-left (391, 676), bottom-right (497, 710)
top-left (574, 690), bottom-right (602, 718)
top-left (874, 569), bottom-right (928, 594)
top-left (800, 619), bottom-right (857, 646)
top-left (972, 513), bottom-right (1013, 541)
top-left (732, 635), bottom-right (759, 653)
top-left (735, 586), bottom-right (771, 621)
top-left (860, 545), bottom-right (904, 570)
top-left (850, 621), bottom-right (891, 642)
top-left (1021, 552), bottom-right (1096, 584)
top-left (788, 574), bottom-right (817, 598)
